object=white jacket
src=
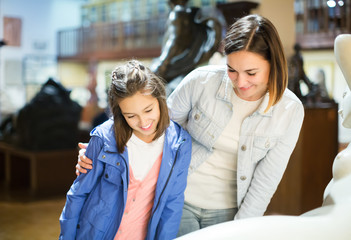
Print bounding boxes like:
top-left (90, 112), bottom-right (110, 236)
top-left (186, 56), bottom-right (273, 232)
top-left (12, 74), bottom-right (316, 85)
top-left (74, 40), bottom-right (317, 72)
top-left (167, 65), bottom-right (304, 219)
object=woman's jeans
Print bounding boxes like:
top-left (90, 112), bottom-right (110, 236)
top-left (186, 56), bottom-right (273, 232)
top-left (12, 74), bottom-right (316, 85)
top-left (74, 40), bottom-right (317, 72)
top-left (177, 202), bottom-right (238, 237)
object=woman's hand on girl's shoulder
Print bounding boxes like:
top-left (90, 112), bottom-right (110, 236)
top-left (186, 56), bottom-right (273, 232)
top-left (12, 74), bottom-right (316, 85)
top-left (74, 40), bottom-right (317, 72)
top-left (75, 143), bottom-right (93, 176)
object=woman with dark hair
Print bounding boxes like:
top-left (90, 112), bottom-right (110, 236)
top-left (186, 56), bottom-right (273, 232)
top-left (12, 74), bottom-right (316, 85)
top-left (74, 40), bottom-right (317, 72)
top-left (166, 14), bottom-right (304, 235)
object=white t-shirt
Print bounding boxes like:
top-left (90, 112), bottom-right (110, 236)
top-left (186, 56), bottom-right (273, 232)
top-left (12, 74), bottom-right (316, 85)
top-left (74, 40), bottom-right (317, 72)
top-left (185, 91), bottom-right (263, 209)
top-left (127, 133), bottom-right (165, 181)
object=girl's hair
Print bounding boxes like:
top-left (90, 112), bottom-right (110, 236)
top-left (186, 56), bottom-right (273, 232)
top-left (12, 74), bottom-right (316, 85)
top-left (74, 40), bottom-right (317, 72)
top-left (223, 14), bottom-right (288, 112)
top-left (108, 60), bottom-right (170, 153)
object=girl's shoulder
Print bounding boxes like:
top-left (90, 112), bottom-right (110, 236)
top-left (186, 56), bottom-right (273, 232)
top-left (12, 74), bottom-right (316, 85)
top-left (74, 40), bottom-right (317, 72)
top-left (89, 119), bottom-right (117, 152)
top-left (166, 120), bottom-right (192, 145)
top-left (90, 118), bottom-right (114, 138)
top-left (166, 121), bottom-right (192, 164)
top-left (168, 120), bottom-right (190, 138)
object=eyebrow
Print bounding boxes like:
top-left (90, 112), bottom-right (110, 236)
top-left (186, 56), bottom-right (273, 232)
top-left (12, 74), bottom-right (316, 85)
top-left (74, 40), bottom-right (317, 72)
top-left (122, 103), bottom-right (154, 115)
top-left (227, 64), bottom-right (259, 72)
top-left (227, 64), bottom-right (234, 70)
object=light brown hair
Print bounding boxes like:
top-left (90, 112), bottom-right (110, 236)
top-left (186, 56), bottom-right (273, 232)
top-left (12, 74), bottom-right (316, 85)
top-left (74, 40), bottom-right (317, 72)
top-left (108, 60), bottom-right (170, 153)
top-left (223, 14), bottom-right (288, 112)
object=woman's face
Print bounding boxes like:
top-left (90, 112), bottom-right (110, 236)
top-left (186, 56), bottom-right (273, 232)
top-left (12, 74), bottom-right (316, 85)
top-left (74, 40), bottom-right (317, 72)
top-left (119, 91), bottom-right (160, 143)
top-left (226, 50), bottom-right (270, 101)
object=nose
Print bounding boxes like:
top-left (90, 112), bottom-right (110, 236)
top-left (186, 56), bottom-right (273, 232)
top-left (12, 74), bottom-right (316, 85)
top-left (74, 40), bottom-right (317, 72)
top-left (139, 115), bottom-right (148, 127)
top-left (235, 74), bottom-right (248, 88)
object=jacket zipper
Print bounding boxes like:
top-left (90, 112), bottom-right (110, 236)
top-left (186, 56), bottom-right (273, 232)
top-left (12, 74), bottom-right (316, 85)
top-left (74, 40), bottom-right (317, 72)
top-left (120, 155), bottom-right (129, 189)
top-left (150, 138), bottom-right (186, 217)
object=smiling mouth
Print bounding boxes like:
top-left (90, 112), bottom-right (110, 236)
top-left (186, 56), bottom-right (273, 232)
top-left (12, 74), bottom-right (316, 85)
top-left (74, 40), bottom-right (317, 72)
top-left (141, 122), bottom-right (152, 130)
top-left (240, 85), bottom-right (252, 91)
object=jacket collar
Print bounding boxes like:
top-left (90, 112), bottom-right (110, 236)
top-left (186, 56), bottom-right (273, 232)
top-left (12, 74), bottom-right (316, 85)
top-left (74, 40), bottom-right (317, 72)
top-left (216, 72), bottom-right (235, 104)
top-left (102, 122), bottom-right (119, 153)
top-left (216, 72), bottom-right (274, 117)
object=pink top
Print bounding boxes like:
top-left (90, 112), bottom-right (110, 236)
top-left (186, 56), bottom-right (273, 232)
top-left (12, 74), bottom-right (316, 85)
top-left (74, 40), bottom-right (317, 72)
top-left (114, 153), bottom-right (163, 240)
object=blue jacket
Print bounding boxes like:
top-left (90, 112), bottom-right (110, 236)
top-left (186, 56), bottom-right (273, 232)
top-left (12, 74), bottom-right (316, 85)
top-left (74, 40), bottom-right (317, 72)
top-left (59, 119), bottom-right (192, 239)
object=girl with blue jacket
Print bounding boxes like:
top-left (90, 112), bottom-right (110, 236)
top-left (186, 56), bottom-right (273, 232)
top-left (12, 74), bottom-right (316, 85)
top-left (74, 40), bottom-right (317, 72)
top-left (59, 60), bottom-right (192, 239)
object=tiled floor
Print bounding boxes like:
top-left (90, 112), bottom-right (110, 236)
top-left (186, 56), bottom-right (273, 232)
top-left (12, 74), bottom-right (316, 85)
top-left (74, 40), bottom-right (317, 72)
top-left (0, 188), bottom-right (66, 240)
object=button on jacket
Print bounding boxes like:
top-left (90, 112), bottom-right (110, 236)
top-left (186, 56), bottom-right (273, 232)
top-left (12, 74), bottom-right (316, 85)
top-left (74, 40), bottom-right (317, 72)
top-left (59, 119), bottom-right (192, 240)
top-left (167, 65), bottom-right (304, 219)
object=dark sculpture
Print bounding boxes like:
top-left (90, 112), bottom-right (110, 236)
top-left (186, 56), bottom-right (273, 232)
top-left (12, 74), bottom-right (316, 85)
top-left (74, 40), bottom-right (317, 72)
top-left (0, 78), bottom-right (82, 150)
top-left (288, 44), bottom-right (334, 106)
top-left (150, 0), bottom-right (224, 85)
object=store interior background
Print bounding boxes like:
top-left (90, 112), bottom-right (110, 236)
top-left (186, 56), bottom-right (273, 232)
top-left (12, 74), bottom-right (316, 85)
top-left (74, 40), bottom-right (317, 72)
top-left (0, 0), bottom-right (350, 239)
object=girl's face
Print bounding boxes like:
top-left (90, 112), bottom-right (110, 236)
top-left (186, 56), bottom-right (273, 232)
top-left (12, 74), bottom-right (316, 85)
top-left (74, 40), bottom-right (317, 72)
top-left (226, 50), bottom-right (270, 101)
top-left (119, 91), bottom-right (160, 143)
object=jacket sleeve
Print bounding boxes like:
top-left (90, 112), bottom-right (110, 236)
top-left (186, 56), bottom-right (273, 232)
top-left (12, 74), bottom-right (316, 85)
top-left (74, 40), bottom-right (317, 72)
top-left (235, 102), bottom-right (305, 219)
top-left (59, 136), bottom-right (104, 239)
top-left (155, 135), bottom-right (192, 239)
top-left (167, 69), bottom-right (199, 127)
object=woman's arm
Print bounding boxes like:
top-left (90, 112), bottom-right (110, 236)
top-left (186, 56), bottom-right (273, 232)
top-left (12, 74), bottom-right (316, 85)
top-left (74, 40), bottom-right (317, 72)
top-left (235, 102), bottom-right (305, 219)
top-left (167, 68), bottom-right (199, 127)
